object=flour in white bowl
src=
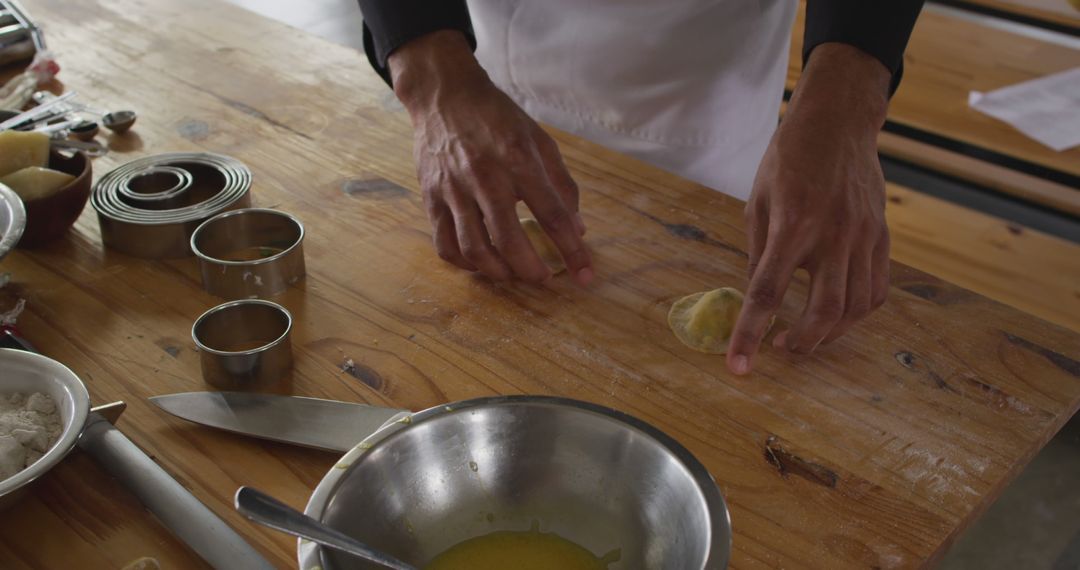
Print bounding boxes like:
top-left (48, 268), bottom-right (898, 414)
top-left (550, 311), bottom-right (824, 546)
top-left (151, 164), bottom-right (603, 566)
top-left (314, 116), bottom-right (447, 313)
top-left (0, 392), bottom-right (62, 481)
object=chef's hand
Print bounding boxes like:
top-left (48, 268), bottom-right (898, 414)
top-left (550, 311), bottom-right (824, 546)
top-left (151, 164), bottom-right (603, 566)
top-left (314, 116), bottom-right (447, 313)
top-left (389, 31), bottom-right (593, 286)
top-left (727, 43), bottom-right (892, 375)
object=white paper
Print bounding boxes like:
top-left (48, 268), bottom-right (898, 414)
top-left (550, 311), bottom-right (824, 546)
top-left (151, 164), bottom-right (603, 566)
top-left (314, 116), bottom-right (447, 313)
top-left (968, 66), bottom-right (1080, 152)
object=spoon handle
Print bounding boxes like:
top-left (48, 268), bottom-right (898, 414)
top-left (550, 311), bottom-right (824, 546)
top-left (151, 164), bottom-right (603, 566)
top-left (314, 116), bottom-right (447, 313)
top-left (235, 486), bottom-right (418, 570)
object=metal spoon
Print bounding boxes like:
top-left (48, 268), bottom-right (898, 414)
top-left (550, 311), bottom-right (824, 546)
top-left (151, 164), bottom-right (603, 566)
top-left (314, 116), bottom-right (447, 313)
top-left (69, 120), bottom-right (100, 141)
top-left (30, 91), bottom-right (136, 133)
top-left (50, 138), bottom-right (107, 157)
top-left (102, 109), bottom-right (136, 133)
top-left (234, 486), bottom-right (417, 570)
top-left (0, 91), bottom-right (76, 131)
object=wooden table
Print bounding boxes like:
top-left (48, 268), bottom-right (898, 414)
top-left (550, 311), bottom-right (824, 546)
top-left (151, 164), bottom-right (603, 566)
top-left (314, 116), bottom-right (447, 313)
top-left (2, 0), bottom-right (1079, 568)
top-left (789, 3), bottom-right (1080, 216)
top-left (938, 0), bottom-right (1080, 30)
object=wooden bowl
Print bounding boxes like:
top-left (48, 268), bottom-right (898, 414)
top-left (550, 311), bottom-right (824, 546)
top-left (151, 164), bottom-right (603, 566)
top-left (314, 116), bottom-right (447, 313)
top-left (17, 150), bottom-right (92, 247)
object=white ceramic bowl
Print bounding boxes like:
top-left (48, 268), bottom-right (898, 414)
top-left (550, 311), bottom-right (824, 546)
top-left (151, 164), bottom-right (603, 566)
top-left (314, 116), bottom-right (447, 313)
top-left (0, 348), bottom-right (90, 509)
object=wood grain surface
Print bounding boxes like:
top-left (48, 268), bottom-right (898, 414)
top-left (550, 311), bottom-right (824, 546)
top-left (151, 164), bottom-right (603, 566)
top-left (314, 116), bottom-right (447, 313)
top-left (884, 184), bottom-right (1080, 334)
top-left (790, 3), bottom-right (1080, 214)
top-left (953, 0), bottom-right (1080, 28)
top-left (1, 1), bottom-right (1079, 569)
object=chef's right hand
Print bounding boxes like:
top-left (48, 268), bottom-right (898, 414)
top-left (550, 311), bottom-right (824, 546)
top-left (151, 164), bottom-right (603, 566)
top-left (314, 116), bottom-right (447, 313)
top-left (389, 31), bottom-right (593, 286)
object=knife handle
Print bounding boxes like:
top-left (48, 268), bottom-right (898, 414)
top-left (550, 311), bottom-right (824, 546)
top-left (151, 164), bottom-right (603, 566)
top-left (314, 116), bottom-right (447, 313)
top-left (78, 412), bottom-right (276, 570)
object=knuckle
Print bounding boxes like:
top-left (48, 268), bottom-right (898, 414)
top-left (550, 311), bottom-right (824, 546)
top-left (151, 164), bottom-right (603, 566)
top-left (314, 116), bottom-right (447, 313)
top-left (562, 248), bottom-right (590, 269)
top-left (766, 218), bottom-right (791, 239)
top-left (561, 178), bottom-right (580, 200)
top-left (503, 135), bottom-right (532, 159)
top-left (460, 241), bottom-right (489, 263)
top-left (848, 301), bottom-right (872, 320)
top-left (484, 192), bottom-right (518, 213)
top-left (855, 222), bottom-right (880, 244)
top-left (810, 300), bottom-right (844, 324)
top-left (730, 330), bottom-right (757, 349)
top-left (422, 184), bottom-right (442, 205)
top-left (537, 207), bottom-right (574, 233)
top-left (491, 232), bottom-right (517, 253)
top-left (467, 153), bottom-right (497, 173)
top-left (747, 287), bottom-right (782, 311)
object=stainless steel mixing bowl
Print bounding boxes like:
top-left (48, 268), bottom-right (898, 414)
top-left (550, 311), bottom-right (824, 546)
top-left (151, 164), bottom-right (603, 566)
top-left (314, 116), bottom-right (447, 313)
top-left (302, 396), bottom-right (731, 569)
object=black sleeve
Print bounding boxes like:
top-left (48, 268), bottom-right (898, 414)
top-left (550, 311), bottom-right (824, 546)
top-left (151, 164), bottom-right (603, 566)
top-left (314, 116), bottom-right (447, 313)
top-left (358, 0), bottom-right (475, 86)
top-left (803, 0), bottom-right (924, 95)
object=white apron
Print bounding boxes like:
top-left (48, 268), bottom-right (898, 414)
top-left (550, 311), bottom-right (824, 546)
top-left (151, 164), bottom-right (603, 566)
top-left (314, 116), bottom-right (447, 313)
top-left (468, 0), bottom-right (797, 200)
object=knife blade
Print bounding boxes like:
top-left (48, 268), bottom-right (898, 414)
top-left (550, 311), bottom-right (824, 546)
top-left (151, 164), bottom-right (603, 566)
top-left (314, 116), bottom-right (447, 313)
top-left (150, 392), bottom-right (408, 453)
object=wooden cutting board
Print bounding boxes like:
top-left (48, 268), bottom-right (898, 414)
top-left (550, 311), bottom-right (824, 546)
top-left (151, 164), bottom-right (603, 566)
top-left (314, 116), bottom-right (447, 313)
top-left (0, 0), bottom-right (1077, 568)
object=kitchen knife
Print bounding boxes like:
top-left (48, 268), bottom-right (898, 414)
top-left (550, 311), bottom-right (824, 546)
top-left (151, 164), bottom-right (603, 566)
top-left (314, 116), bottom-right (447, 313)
top-left (150, 392), bottom-right (409, 453)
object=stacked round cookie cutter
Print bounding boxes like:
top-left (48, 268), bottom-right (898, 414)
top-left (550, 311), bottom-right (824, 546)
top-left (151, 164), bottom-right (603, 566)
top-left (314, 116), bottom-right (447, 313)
top-left (188, 209), bottom-right (305, 388)
top-left (91, 152), bottom-right (252, 259)
top-left (190, 208), bottom-right (306, 300)
top-left (93, 152), bottom-right (305, 388)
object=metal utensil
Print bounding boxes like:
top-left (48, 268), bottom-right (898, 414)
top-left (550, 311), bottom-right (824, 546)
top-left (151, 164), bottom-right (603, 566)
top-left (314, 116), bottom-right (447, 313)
top-left (31, 91), bottom-right (136, 134)
top-left (150, 392), bottom-right (732, 569)
top-left (305, 396), bottom-right (731, 570)
top-left (31, 118), bottom-right (82, 135)
top-left (235, 487), bottom-right (416, 570)
top-left (0, 91), bottom-right (75, 131)
top-left (69, 120), bottom-right (99, 141)
top-left (50, 138), bottom-right (107, 157)
top-left (191, 300), bottom-right (294, 388)
top-left (91, 152), bottom-right (252, 258)
top-left (102, 110), bottom-right (136, 133)
top-left (149, 392), bottom-right (407, 453)
top-left (191, 208), bottom-right (306, 299)
top-left (0, 0), bottom-right (43, 65)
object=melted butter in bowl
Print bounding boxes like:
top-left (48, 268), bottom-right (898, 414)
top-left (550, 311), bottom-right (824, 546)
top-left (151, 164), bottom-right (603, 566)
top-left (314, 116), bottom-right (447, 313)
top-left (425, 528), bottom-right (620, 570)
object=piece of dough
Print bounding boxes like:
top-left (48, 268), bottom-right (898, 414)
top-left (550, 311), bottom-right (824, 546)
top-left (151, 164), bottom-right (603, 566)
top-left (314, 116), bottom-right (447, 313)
top-left (0, 131), bottom-right (50, 178)
top-left (668, 287), bottom-right (771, 354)
top-left (0, 166), bottom-right (75, 201)
top-left (520, 218), bottom-right (566, 274)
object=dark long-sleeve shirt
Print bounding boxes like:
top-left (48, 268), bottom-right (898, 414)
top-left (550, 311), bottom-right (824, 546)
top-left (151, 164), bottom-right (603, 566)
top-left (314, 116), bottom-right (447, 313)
top-left (358, 0), bottom-right (924, 94)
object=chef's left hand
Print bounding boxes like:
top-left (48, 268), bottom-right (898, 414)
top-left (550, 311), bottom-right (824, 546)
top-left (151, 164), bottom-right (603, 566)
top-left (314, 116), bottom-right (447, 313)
top-left (727, 43), bottom-right (893, 376)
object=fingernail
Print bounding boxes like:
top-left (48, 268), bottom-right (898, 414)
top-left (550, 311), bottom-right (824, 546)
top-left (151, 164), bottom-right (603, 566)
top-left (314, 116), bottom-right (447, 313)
top-left (731, 355), bottom-right (750, 375)
top-left (772, 331), bottom-right (788, 348)
top-left (577, 267), bottom-right (594, 286)
top-left (574, 213), bottom-right (586, 236)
